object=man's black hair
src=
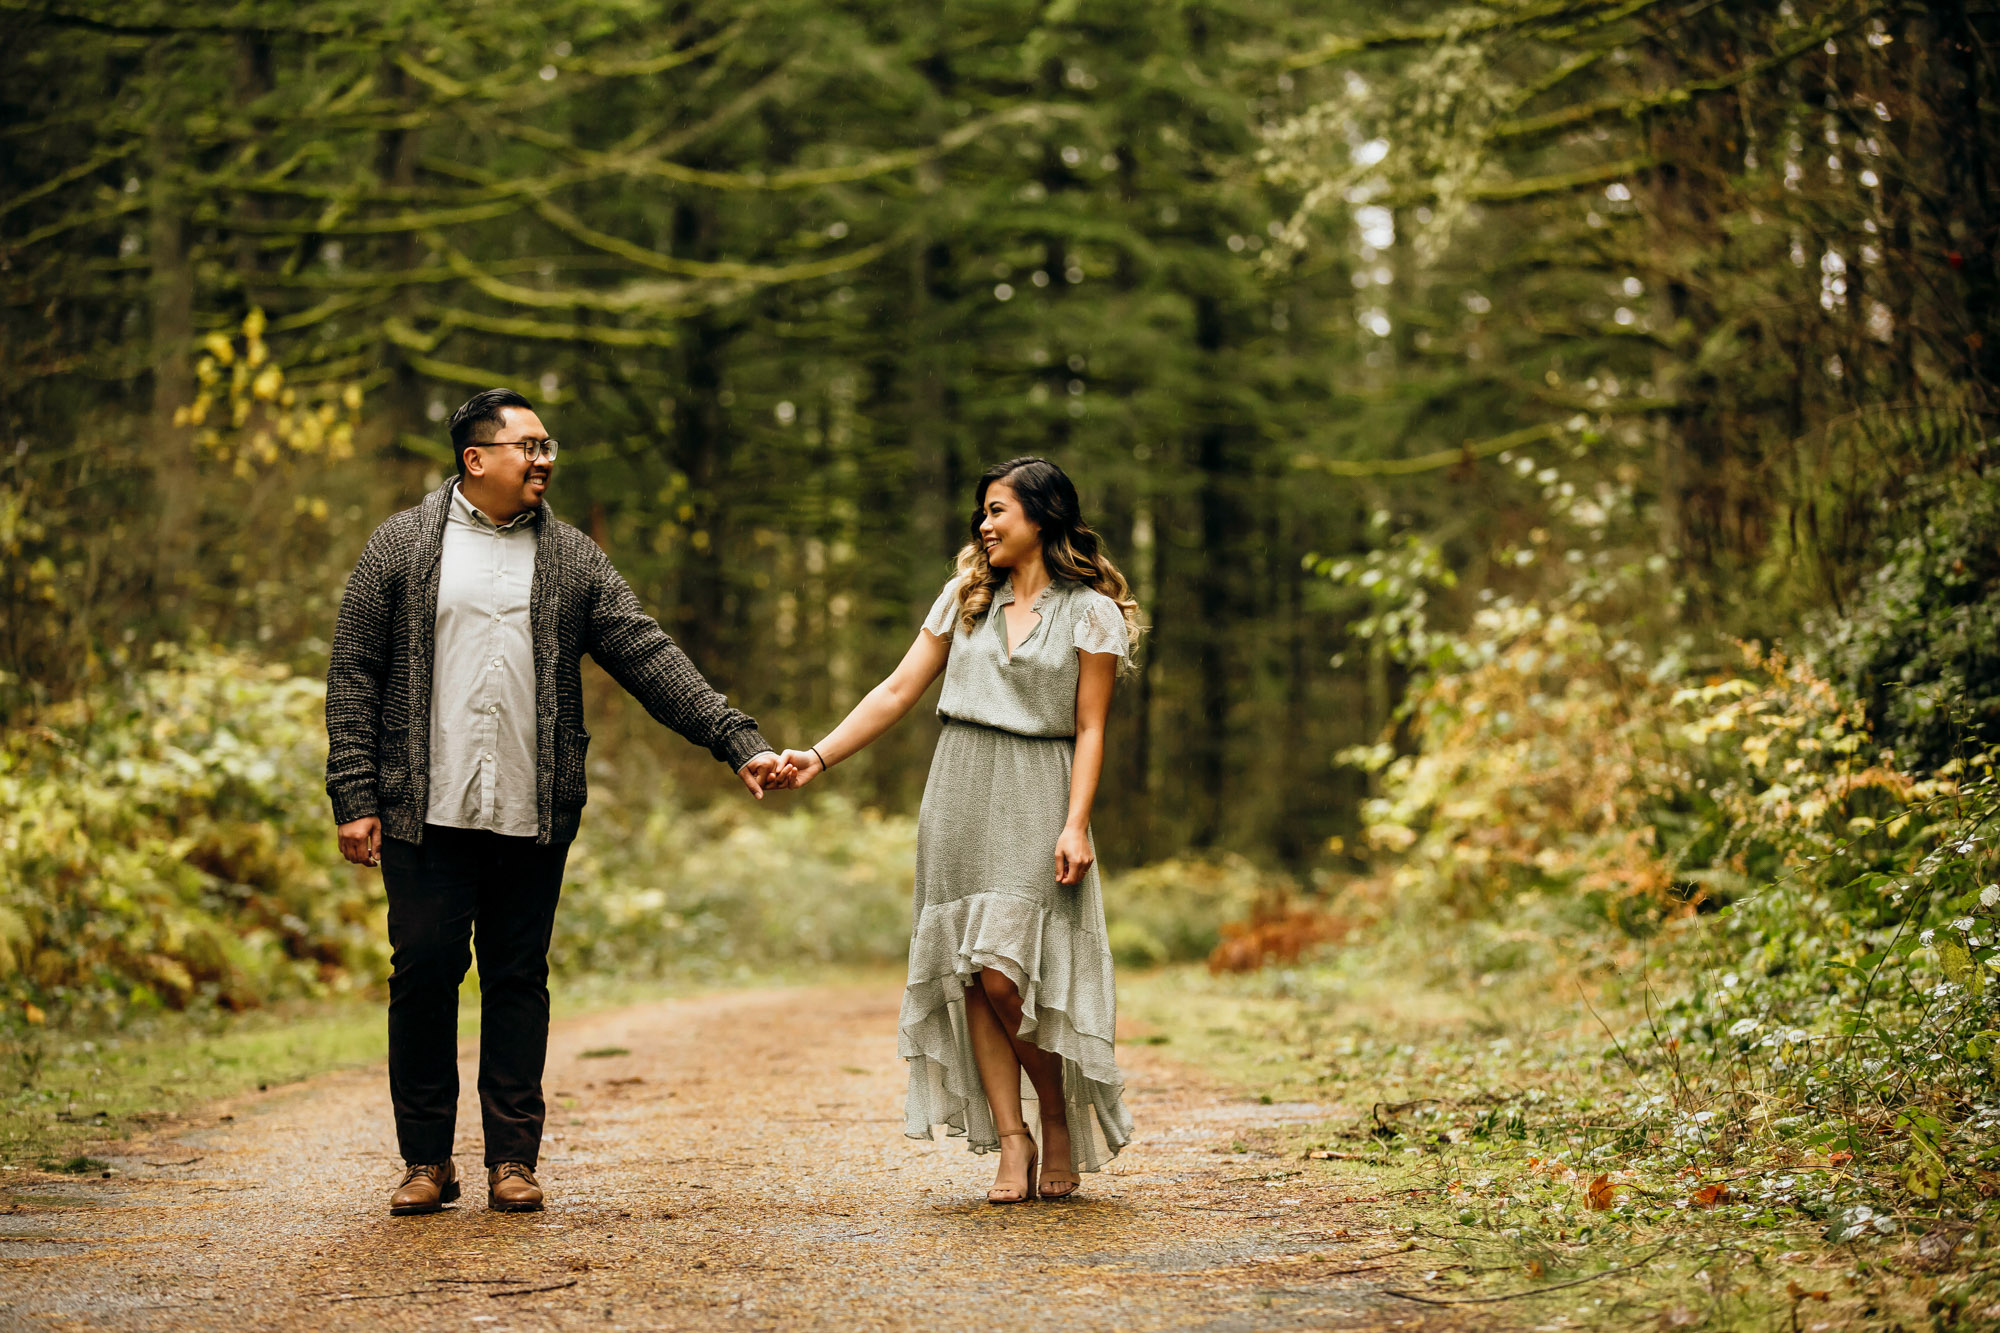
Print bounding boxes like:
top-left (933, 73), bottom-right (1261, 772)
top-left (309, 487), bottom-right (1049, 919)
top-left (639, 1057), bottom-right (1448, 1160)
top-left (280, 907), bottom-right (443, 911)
top-left (447, 388), bottom-right (534, 476)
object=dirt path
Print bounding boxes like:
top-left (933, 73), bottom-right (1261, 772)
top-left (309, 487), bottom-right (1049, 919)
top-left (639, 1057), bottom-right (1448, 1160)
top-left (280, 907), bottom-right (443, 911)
top-left (0, 984), bottom-right (1466, 1332)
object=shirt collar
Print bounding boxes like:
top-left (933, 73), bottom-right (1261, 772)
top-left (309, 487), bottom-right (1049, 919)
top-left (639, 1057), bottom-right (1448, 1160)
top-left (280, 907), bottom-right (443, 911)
top-left (992, 577), bottom-right (1061, 611)
top-left (450, 481), bottom-right (537, 532)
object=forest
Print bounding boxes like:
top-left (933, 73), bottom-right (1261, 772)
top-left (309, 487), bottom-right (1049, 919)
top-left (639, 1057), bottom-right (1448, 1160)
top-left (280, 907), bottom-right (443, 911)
top-left (6, 1), bottom-right (2000, 1326)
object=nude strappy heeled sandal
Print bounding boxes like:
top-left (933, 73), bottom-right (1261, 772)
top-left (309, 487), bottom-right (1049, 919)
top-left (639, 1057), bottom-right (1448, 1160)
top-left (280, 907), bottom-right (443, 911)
top-left (1036, 1114), bottom-right (1080, 1198)
top-left (987, 1128), bottom-right (1038, 1204)
top-left (1037, 1163), bottom-right (1080, 1200)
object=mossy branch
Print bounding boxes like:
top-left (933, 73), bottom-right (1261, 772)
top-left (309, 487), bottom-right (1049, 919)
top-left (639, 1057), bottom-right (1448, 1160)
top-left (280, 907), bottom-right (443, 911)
top-left (0, 0), bottom-right (385, 38)
top-left (1293, 423), bottom-right (1563, 477)
top-left (420, 305), bottom-right (682, 349)
top-left (1281, 0), bottom-right (1654, 71)
top-left (390, 17), bottom-right (746, 111)
top-left (1489, 2), bottom-right (1884, 144)
top-left (434, 243), bottom-right (698, 316)
top-left (528, 195), bottom-right (897, 284)
top-left (0, 144), bottom-right (138, 223)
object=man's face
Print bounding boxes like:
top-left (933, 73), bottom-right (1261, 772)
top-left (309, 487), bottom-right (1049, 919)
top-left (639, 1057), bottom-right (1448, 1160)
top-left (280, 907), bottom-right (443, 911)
top-left (465, 407), bottom-right (555, 511)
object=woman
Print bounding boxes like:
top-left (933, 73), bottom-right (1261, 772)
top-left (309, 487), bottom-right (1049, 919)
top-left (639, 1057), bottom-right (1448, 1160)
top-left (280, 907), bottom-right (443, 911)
top-left (776, 457), bottom-right (1140, 1203)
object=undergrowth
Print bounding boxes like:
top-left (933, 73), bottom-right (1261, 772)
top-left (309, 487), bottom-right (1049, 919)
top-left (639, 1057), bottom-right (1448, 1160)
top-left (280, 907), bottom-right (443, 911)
top-left (1224, 560), bottom-right (2000, 1326)
top-left (0, 644), bottom-right (1248, 1026)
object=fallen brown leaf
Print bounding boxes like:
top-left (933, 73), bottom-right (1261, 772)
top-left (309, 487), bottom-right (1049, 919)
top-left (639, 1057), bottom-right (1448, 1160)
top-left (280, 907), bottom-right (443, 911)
top-left (1585, 1174), bottom-right (1617, 1210)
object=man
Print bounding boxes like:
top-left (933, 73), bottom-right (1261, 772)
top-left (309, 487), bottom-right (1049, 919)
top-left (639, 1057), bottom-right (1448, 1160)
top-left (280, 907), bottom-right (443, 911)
top-left (325, 388), bottom-right (784, 1216)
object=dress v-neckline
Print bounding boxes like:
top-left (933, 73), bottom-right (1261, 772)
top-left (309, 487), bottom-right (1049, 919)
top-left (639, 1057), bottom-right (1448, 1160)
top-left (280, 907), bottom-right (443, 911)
top-left (998, 581), bottom-right (1053, 662)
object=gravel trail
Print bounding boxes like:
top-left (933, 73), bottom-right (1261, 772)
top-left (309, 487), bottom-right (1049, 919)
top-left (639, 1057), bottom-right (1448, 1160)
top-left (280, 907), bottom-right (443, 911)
top-left (0, 984), bottom-right (1466, 1332)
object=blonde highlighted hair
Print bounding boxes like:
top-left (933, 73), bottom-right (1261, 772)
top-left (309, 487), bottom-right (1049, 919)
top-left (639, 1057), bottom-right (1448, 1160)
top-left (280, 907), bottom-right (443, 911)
top-left (948, 457), bottom-right (1144, 657)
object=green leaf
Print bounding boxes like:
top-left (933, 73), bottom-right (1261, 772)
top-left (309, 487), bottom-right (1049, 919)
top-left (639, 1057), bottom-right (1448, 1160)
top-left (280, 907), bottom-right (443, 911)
top-left (1935, 935), bottom-right (1983, 996)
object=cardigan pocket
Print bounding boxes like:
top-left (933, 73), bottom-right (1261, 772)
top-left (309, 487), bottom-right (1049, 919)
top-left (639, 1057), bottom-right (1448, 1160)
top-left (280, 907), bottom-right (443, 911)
top-left (554, 724), bottom-right (591, 808)
top-left (376, 724), bottom-right (412, 801)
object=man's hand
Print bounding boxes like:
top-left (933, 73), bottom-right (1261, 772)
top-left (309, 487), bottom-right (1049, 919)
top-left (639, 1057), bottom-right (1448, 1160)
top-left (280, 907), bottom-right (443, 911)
top-left (738, 750), bottom-right (784, 800)
top-left (338, 816), bottom-right (382, 867)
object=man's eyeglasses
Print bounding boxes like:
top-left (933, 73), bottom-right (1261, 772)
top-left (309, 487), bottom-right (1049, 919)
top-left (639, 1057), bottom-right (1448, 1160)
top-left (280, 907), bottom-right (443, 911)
top-left (484, 439), bottom-right (560, 463)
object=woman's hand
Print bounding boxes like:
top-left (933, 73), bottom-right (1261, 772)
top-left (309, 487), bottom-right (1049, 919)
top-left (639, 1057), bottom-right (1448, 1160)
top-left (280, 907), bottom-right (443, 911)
top-left (778, 747), bottom-right (826, 789)
top-left (1054, 825), bottom-right (1094, 886)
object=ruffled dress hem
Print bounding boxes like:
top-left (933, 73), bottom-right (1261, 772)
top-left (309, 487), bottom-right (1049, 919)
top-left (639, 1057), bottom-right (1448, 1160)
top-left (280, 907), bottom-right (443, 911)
top-left (898, 891), bottom-right (1133, 1173)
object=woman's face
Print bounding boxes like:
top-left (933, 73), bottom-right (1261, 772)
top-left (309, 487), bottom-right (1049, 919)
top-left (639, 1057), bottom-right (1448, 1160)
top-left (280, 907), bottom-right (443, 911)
top-left (979, 479), bottom-right (1042, 569)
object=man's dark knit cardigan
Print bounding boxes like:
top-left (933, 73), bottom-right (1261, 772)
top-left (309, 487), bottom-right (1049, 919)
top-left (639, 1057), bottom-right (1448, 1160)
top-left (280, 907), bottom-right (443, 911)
top-left (325, 480), bottom-right (772, 846)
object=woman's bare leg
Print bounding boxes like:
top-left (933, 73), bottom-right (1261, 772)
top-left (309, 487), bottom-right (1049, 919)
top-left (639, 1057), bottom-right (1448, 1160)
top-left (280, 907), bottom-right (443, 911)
top-left (963, 977), bottom-right (1034, 1199)
top-left (975, 969), bottom-right (1075, 1191)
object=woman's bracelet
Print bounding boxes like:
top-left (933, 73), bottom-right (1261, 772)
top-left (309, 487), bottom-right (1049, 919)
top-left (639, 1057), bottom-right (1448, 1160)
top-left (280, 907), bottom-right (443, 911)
top-left (811, 745), bottom-right (829, 771)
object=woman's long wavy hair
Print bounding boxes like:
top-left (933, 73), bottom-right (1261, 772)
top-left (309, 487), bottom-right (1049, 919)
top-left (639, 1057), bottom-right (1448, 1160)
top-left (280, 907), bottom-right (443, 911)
top-left (948, 457), bottom-right (1144, 655)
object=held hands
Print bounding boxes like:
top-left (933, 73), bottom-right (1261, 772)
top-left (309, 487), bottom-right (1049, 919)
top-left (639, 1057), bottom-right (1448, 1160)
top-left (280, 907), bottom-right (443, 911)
top-left (773, 747), bottom-right (826, 790)
top-left (737, 750), bottom-right (787, 800)
top-left (1054, 825), bottom-right (1094, 886)
top-left (738, 747), bottom-right (826, 798)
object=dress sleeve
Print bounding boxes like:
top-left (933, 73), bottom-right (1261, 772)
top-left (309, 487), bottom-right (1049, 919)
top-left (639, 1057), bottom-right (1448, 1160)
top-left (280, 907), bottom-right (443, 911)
top-left (921, 576), bottom-right (963, 639)
top-left (1073, 592), bottom-right (1131, 661)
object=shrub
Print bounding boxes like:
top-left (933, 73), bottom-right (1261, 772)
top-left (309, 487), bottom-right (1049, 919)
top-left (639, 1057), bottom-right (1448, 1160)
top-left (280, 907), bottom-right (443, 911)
top-left (1, 646), bottom-right (382, 1019)
top-left (557, 793), bottom-right (917, 979)
top-left (0, 645), bottom-right (1281, 1021)
top-left (1816, 469), bottom-right (2000, 772)
top-left (1101, 855), bottom-right (1283, 968)
top-left (1337, 587), bottom-right (2000, 1222)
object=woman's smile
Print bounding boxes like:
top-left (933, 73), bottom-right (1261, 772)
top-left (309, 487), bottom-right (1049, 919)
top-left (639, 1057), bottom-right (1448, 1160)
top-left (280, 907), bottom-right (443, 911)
top-left (980, 481), bottom-right (1039, 567)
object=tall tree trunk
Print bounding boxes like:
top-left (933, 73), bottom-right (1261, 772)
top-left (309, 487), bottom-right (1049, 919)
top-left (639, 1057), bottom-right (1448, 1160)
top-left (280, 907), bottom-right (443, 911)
top-left (148, 38), bottom-right (197, 611)
top-left (374, 55), bottom-right (428, 460)
top-left (1190, 299), bottom-right (1243, 849)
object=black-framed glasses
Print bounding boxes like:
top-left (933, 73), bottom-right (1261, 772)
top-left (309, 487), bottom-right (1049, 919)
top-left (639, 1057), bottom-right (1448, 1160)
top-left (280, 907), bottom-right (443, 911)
top-left (484, 438), bottom-right (560, 462)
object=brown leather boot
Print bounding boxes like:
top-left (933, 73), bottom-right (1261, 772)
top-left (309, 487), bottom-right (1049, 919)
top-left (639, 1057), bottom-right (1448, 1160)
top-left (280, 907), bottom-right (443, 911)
top-left (487, 1162), bottom-right (544, 1212)
top-left (389, 1160), bottom-right (459, 1215)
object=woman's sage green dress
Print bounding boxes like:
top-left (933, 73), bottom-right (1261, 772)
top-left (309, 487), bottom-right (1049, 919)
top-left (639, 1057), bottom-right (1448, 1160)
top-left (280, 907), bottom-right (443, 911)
top-left (898, 574), bottom-right (1134, 1173)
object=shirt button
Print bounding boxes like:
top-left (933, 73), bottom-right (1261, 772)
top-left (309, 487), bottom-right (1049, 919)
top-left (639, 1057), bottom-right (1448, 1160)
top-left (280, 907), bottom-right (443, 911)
top-left (483, 751), bottom-right (494, 762)
top-left (492, 613), bottom-right (504, 623)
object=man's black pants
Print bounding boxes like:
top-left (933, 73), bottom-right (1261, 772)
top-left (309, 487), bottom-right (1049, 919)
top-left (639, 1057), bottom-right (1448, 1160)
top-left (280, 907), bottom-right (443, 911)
top-left (380, 824), bottom-right (569, 1168)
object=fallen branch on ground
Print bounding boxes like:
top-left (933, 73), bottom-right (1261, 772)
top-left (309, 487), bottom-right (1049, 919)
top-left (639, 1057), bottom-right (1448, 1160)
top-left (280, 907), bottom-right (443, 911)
top-left (1381, 1241), bottom-right (1671, 1306)
top-left (492, 1280), bottom-right (579, 1297)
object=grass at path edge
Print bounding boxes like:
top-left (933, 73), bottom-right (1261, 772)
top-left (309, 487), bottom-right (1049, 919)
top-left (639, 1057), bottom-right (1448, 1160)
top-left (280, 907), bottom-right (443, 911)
top-left (1118, 964), bottom-right (1999, 1333)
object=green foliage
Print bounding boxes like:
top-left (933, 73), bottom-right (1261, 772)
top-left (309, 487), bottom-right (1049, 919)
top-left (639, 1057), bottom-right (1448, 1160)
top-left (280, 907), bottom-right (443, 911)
top-left (1817, 467), bottom-right (2000, 772)
top-left (0, 641), bottom-right (1252, 1026)
top-left (1100, 855), bottom-right (1281, 968)
top-left (558, 794), bottom-right (917, 980)
top-left (1, 0), bottom-right (1366, 869)
top-left (1330, 571), bottom-right (2000, 1237)
top-left (1267, 1), bottom-right (2000, 648)
top-left (0, 646), bottom-right (382, 1021)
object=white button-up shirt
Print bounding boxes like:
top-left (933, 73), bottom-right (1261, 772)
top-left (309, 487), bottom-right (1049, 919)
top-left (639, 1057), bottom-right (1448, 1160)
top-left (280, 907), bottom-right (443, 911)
top-left (426, 485), bottom-right (539, 836)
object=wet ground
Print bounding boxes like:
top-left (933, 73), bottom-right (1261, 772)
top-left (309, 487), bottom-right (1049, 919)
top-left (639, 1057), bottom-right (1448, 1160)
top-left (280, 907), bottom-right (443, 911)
top-left (0, 984), bottom-right (1470, 1331)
